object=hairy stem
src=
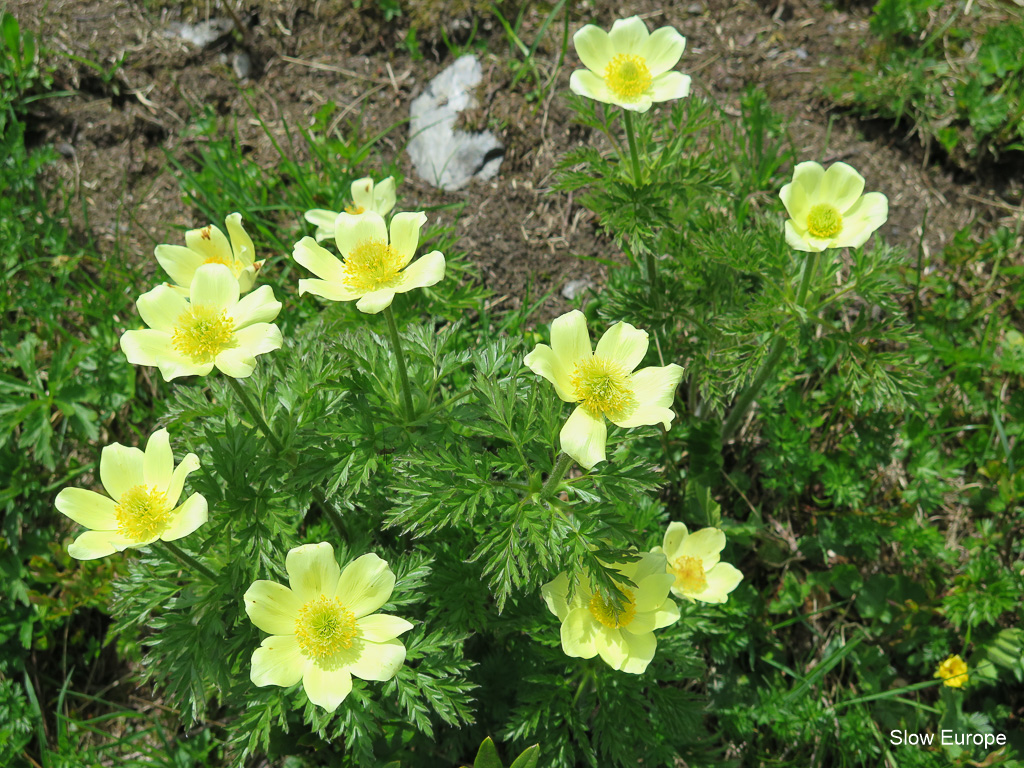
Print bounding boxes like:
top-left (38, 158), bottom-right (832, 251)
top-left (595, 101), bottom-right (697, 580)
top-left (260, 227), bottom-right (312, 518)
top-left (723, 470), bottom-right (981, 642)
top-left (622, 109), bottom-right (643, 186)
top-left (163, 539), bottom-right (218, 582)
top-left (540, 452), bottom-right (574, 500)
top-left (226, 376), bottom-right (284, 454)
top-left (383, 305), bottom-right (415, 418)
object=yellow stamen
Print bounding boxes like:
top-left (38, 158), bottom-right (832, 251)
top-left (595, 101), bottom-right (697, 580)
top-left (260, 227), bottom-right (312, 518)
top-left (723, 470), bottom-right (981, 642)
top-left (341, 237), bottom-right (405, 293)
top-left (294, 595), bottom-right (358, 665)
top-left (604, 53), bottom-right (653, 102)
top-left (806, 203), bottom-right (842, 239)
top-left (671, 555), bottom-right (707, 594)
top-left (570, 356), bottom-right (637, 419)
top-left (344, 204), bottom-right (366, 215)
top-left (588, 588), bottom-right (637, 629)
top-left (115, 485), bottom-right (171, 541)
top-left (171, 305), bottom-right (236, 363)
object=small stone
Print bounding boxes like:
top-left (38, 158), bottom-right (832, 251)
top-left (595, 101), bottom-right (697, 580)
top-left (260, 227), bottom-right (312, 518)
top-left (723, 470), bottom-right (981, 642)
top-left (232, 50), bottom-right (251, 80)
top-left (163, 18), bottom-right (234, 49)
top-left (561, 278), bottom-right (592, 300)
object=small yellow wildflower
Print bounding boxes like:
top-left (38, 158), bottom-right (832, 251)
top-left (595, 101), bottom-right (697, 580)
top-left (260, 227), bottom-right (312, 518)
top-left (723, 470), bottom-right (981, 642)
top-left (570, 16), bottom-right (690, 112)
top-left (524, 310), bottom-right (684, 469)
top-left (120, 263), bottom-right (283, 381)
top-left (293, 210), bottom-right (445, 314)
top-left (934, 654), bottom-right (968, 688)
top-left (55, 428), bottom-right (206, 560)
top-left (780, 161), bottom-right (888, 252)
top-left (304, 176), bottom-right (398, 242)
top-left (244, 543), bottom-right (413, 713)
top-left (155, 213), bottom-right (265, 294)
top-left (652, 522), bottom-right (743, 603)
top-left (541, 552), bottom-right (679, 674)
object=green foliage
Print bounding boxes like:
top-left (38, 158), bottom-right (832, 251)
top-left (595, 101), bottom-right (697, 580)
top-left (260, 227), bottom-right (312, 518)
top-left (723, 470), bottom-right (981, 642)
top-left (830, 0), bottom-right (1024, 164)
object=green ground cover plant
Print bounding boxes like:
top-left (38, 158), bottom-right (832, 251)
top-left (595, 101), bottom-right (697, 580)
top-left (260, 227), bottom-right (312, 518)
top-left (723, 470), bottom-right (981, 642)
top-left (828, 0), bottom-right (1024, 166)
top-left (4, 5), bottom-right (1022, 768)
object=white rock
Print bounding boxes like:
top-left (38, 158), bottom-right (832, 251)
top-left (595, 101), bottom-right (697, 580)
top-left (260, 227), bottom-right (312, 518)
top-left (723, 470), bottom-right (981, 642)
top-left (407, 55), bottom-right (504, 191)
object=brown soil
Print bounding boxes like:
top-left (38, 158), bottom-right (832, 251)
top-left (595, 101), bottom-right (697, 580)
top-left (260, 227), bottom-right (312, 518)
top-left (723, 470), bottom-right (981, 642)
top-left (12, 0), bottom-right (1020, 327)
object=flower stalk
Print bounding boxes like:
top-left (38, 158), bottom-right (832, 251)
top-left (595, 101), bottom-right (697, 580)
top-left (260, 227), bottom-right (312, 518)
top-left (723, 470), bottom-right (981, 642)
top-left (540, 452), bottom-right (575, 500)
top-left (163, 539), bottom-right (219, 582)
top-left (383, 305), bottom-right (415, 418)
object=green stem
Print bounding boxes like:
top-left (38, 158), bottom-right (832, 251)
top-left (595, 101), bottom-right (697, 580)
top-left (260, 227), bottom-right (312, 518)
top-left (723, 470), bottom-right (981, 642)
top-left (572, 667), bottom-right (594, 706)
top-left (645, 249), bottom-right (658, 294)
top-left (226, 376), bottom-right (284, 454)
top-left (721, 335), bottom-right (787, 442)
top-left (539, 452), bottom-right (574, 500)
top-left (622, 109), bottom-right (643, 186)
top-left (795, 250), bottom-right (821, 308)
top-left (314, 489), bottom-right (349, 539)
top-left (383, 305), bottom-right (414, 418)
top-left (163, 540), bottom-right (218, 582)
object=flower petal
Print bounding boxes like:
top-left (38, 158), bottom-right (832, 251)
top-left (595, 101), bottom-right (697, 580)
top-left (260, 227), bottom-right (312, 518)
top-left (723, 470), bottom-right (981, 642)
top-left (573, 24), bottom-right (613, 73)
top-left (791, 161), bottom-right (824, 198)
top-left (347, 638), bottom-right (407, 681)
top-left (245, 580), bottom-right (303, 635)
top-left (389, 211), bottom-right (427, 267)
top-left (350, 177), bottom-right (375, 210)
top-left (154, 245), bottom-right (204, 289)
top-left (100, 443), bottom-right (145, 500)
top-left (287, 542), bottom-right (342, 602)
top-left (165, 452), bottom-right (200, 507)
top-left (55, 488), bottom-right (117, 530)
top-left (160, 493), bottom-right (208, 541)
top-left (225, 212), bottom-right (256, 268)
top-left (373, 176), bottom-right (397, 215)
top-left (560, 405), bottom-right (607, 470)
top-left (190, 263), bottom-right (239, 311)
top-left (524, 344), bottom-right (575, 402)
top-left (630, 364), bottom-right (684, 409)
top-left (635, 571), bottom-right (675, 612)
top-left (231, 287), bottom-right (282, 329)
top-left (137, 285), bottom-right (188, 333)
top-left (143, 428), bottom-right (173, 490)
top-left (619, 629), bottom-right (657, 674)
top-left (661, 521), bottom-right (689, 559)
top-left (779, 177), bottom-right (810, 223)
top-left (293, 236), bottom-right (346, 283)
top-left (595, 627), bottom-right (629, 670)
top-left (784, 220), bottom-right (817, 252)
top-left (120, 329), bottom-right (206, 381)
top-left (819, 163), bottom-right (866, 214)
top-left (700, 562), bottom-right (743, 603)
top-left (336, 553), bottom-right (396, 618)
top-left (355, 289), bottom-right (396, 314)
top-left (298, 278), bottom-right (362, 302)
top-left (395, 251), bottom-right (445, 293)
top-left (834, 192), bottom-right (888, 249)
top-left (185, 223), bottom-right (232, 263)
top-left (335, 211), bottom-right (388, 259)
top-left (357, 614), bottom-right (414, 642)
top-left (608, 16), bottom-right (650, 54)
top-left (251, 635), bottom-right (306, 688)
top-left (680, 527), bottom-right (725, 569)
top-left (561, 607), bottom-right (601, 659)
top-left (67, 530), bottom-right (134, 560)
top-left (569, 69), bottom-right (614, 104)
top-left (541, 571), bottom-right (572, 621)
top-left (550, 310), bottom-right (592, 369)
top-left (595, 321), bottom-right (649, 372)
top-left (302, 664), bottom-right (352, 712)
top-left (642, 27), bottom-right (686, 77)
top-left (649, 71), bottom-right (691, 103)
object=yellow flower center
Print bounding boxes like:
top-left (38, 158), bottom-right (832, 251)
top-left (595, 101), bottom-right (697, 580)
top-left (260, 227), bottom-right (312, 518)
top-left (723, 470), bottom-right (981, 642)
top-left (604, 53), bottom-right (653, 102)
top-left (570, 356), bottom-right (637, 419)
top-left (171, 305), bottom-right (237, 363)
top-left (671, 555), bottom-right (707, 594)
top-left (588, 588), bottom-right (637, 629)
top-left (294, 595), bottom-right (358, 664)
top-left (936, 656), bottom-right (968, 688)
top-left (806, 203), bottom-right (843, 239)
top-left (115, 484), bottom-right (171, 541)
top-left (344, 203), bottom-right (366, 215)
top-left (341, 237), bottom-right (405, 293)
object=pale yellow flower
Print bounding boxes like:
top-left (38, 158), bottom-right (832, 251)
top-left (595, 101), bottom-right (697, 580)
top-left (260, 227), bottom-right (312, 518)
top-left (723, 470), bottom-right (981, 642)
top-left (155, 213), bottom-right (265, 294)
top-left (652, 523), bottom-right (743, 604)
top-left (541, 552), bottom-right (679, 674)
top-left (570, 16), bottom-right (690, 112)
top-left (120, 263), bottom-right (283, 381)
top-left (304, 176), bottom-right (398, 242)
top-left (55, 428), bottom-right (206, 560)
top-left (780, 161), bottom-right (888, 252)
top-left (244, 543), bottom-right (413, 713)
top-left (934, 654), bottom-right (968, 688)
top-left (524, 310), bottom-right (684, 469)
top-left (293, 210), bottom-right (445, 314)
